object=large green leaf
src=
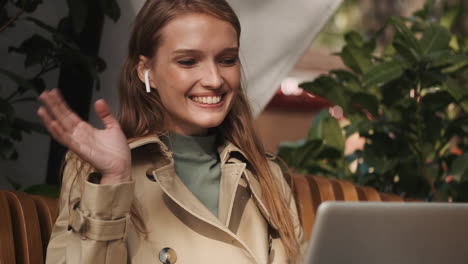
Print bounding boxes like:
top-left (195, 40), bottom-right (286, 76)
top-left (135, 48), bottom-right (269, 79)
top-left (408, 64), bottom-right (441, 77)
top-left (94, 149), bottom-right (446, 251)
top-left (442, 60), bottom-right (468, 73)
top-left (0, 68), bottom-right (36, 93)
top-left (58, 48), bottom-right (106, 79)
top-left (344, 31), bottom-right (365, 47)
top-left (8, 34), bottom-right (55, 68)
top-left (362, 151), bottom-right (398, 176)
top-left (300, 76), bottom-right (349, 111)
top-left (330, 70), bottom-right (361, 92)
top-left (390, 17), bottom-right (422, 62)
top-left (362, 60), bottom-right (407, 88)
top-left (25, 17), bottom-right (78, 48)
top-left (308, 110), bottom-right (345, 153)
top-left (350, 92), bottom-right (379, 118)
top-left (449, 154), bottom-right (468, 182)
top-left (420, 23), bottom-right (451, 55)
top-left (443, 78), bottom-right (468, 112)
top-left (446, 115), bottom-right (468, 138)
top-left (0, 138), bottom-right (17, 160)
top-left (380, 78), bottom-right (410, 108)
top-left (13, 0), bottom-right (42, 13)
top-left (278, 139), bottom-right (324, 169)
top-left (0, 97), bottom-right (15, 121)
top-left (339, 44), bottom-right (373, 74)
top-left (429, 52), bottom-right (467, 67)
top-left (344, 31), bottom-right (376, 54)
top-left (422, 111), bottom-right (443, 147)
top-left (421, 91), bottom-right (453, 112)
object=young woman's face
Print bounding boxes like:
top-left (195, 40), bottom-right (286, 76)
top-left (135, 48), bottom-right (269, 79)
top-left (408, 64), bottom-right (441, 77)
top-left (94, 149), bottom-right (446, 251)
top-left (144, 13), bottom-right (240, 136)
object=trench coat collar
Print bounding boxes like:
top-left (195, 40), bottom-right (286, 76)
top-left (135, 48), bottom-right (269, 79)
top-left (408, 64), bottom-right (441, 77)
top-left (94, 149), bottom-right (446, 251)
top-left (128, 135), bottom-right (273, 228)
top-left (128, 135), bottom-right (248, 165)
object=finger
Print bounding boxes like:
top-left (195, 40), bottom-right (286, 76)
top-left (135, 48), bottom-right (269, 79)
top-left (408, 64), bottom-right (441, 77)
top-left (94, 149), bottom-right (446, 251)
top-left (37, 106), bottom-right (68, 145)
top-left (39, 89), bottom-right (81, 131)
top-left (47, 89), bottom-right (82, 130)
top-left (94, 99), bottom-right (119, 129)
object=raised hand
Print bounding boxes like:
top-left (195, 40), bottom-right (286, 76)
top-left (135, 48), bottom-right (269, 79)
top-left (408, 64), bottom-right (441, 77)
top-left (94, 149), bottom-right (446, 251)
top-left (37, 89), bottom-right (131, 184)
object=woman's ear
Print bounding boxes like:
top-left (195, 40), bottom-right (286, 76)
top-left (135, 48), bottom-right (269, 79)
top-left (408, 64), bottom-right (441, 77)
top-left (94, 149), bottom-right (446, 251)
top-left (137, 55), bottom-right (157, 90)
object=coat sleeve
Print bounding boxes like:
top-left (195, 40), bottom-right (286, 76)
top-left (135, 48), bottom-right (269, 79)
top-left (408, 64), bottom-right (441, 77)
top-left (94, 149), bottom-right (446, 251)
top-left (267, 159), bottom-right (307, 264)
top-left (46, 157), bottom-right (135, 264)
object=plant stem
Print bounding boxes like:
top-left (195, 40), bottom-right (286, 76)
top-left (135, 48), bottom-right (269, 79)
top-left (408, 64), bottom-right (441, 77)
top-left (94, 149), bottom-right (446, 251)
top-left (415, 80), bottom-right (440, 200)
top-left (34, 61), bottom-right (58, 80)
top-left (415, 81), bottom-right (424, 159)
top-left (0, 9), bottom-right (25, 33)
top-left (10, 96), bottom-right (36, 104)
top-left (6, 90), bottom-right (19, 101)
top-left (6, 62), bottom-right (58, 102)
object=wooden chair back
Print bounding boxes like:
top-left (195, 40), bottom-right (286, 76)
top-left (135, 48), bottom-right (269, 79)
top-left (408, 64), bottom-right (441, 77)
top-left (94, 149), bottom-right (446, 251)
top-left (0, 174), bottom-right (403, 262)
top-left (0, 192), bottom-right (16, 264)
top-left (291, 174), bottom-right (403, 239)
top-left (0, 191), bottom-right (58, 264)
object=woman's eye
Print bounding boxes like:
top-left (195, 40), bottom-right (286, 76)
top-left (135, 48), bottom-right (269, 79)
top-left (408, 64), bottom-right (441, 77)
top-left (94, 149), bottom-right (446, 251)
top-left (220, 57), bottom-right (238, 66)
top-left (177, 59), bottom-right (196, 66)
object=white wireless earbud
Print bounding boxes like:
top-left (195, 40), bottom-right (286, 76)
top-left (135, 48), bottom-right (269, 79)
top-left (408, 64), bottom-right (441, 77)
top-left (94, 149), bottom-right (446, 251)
top-left (144, 70), bottom-right (151, 93)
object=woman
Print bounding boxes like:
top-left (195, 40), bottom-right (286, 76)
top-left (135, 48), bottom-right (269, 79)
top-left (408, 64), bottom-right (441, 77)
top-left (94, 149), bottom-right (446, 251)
top-left (39, 0), bottom-right (304, 263)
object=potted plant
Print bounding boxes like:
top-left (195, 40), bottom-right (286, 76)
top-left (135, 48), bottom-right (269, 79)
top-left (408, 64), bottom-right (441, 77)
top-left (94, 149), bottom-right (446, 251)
top-left (279, 1), bottom-right (468, 201)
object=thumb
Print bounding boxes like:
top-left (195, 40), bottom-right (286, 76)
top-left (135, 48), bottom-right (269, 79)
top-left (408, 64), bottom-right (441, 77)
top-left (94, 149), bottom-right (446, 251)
top-left (94, 99), bottom-right (119, 129)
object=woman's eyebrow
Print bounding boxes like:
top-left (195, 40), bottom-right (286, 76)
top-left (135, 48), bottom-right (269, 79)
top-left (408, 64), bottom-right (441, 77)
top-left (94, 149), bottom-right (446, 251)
top-left (221, 47), bottom-right (239, 53)
top-left (172, 49), bottom-right (202, 55)
top-left (172, 47), bottom-right (239, 55)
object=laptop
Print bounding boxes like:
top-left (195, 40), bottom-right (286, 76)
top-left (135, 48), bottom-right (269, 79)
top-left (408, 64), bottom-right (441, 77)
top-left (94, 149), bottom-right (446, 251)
top-left (303, 201), bottom-right (468, 264)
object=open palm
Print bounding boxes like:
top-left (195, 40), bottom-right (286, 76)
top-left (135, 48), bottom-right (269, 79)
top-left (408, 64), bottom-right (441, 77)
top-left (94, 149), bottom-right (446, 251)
top-left (37, 89), bottom-right (131, 182)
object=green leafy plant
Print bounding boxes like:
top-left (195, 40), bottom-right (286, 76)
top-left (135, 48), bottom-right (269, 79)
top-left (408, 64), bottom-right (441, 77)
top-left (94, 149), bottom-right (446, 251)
top-left (0, 0), bottom-right (119, 161)
top-left (1, 0), bottom-right (120, 196)
top-left (279, 1), bottom-right (468, 201)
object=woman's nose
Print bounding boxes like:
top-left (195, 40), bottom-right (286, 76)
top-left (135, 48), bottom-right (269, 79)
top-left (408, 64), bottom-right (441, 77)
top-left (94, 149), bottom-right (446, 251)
top-left (200, 63), bottom-right (223, 89)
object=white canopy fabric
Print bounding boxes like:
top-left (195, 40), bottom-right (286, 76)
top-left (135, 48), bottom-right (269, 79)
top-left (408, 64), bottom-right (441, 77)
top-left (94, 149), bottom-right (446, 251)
top-left (90, 0), bottom-right (342, 125)
top-left (227, 0), bottom-right (342, 116)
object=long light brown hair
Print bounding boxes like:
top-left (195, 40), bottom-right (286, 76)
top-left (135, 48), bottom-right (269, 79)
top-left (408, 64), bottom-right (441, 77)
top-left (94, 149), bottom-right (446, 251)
top-left (69, 0), bottom-right (299, 259)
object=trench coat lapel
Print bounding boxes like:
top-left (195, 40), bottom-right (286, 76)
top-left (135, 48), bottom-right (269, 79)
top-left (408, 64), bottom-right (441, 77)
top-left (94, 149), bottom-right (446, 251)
top-left (218, 163), bottom-right (246, 225)
top-left (151, 164), bottom-right (223, 225)
top-left (218, 141), bottom-right (277, 230)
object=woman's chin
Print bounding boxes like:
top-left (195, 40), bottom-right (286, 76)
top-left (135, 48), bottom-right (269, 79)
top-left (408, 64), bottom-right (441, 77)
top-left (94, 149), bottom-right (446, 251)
top-left (195, 118), bottom-right (225, 131)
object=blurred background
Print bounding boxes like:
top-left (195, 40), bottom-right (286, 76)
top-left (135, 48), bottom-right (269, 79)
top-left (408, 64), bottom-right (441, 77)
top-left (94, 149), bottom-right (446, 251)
top-left (1, 0), bottom-right (467, 201)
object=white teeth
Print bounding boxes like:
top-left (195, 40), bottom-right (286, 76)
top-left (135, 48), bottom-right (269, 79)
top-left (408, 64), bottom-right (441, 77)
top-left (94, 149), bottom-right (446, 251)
top-left (191, 96), bottom-right (222, 105)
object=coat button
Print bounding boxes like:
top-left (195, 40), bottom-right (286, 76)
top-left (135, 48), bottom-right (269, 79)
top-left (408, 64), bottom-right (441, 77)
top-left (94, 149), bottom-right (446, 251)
top-left (159, 247), bottom-right (177, 264)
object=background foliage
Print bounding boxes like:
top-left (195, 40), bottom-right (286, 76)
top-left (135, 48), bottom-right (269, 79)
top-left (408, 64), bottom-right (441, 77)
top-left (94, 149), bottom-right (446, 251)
top-left (279, 0), bottom-right (468, 201)
top-left (0, 0), bottom-right (119, 161)
top-left (1, 0), bottom-right (119, 195)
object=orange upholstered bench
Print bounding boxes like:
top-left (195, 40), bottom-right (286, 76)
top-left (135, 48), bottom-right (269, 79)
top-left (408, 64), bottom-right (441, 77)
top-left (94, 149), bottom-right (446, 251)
top-left (0, 174), bottom-right (402, 263)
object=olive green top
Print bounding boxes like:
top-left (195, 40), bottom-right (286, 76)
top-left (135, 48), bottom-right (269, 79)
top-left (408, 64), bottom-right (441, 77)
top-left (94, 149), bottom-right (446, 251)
top-left (162, 132), bottom-right (221, 217)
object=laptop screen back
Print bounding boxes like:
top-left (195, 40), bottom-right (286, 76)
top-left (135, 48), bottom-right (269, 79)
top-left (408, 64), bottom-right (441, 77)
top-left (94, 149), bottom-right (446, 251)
top-left (304, 202), bottom-right (468, 264)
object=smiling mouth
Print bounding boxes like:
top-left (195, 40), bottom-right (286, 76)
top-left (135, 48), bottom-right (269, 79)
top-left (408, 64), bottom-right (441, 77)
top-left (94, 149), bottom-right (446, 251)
top-left (189, 94), bottom-right (225, 105)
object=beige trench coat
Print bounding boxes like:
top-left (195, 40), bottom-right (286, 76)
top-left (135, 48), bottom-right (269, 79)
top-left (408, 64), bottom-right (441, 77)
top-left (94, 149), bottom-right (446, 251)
top-left (46, 136), bottom-right (304, 264)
